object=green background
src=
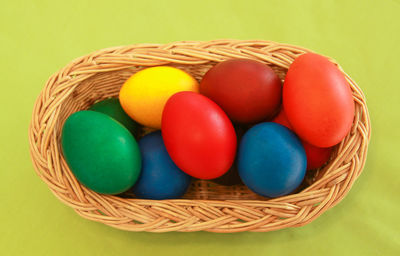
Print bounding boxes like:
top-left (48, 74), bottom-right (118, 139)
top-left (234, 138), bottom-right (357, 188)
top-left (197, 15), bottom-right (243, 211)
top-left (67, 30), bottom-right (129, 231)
top-left (1, 0), bottom-right (399, 255)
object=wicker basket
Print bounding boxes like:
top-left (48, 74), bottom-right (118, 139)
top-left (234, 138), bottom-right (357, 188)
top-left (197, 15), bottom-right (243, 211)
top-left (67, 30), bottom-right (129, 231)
top-left (29, 40), bottom-right (371, 232)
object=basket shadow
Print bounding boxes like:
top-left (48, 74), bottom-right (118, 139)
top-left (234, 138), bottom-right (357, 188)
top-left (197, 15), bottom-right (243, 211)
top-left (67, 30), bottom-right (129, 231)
top-left (105, 224), bottom-right (313, 250)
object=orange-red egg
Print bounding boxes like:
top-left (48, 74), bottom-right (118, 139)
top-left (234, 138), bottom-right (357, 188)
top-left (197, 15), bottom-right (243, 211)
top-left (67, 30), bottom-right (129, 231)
top-left (283, 53), bottom-right (354, 148)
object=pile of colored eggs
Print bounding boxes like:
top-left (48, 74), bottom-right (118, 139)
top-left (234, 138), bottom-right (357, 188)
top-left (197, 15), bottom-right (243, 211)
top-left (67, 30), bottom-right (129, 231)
top-left (61, 53), bottom-right (354, 199)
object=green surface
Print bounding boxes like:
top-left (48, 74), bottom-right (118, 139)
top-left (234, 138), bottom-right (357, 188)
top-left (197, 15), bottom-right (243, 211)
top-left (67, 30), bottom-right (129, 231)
top-left (89, 98), bottom-right (141, 138)
top-left (62, 111), bottom-right (141, 194)
top-left (1, 0), bottom-right (399, 255)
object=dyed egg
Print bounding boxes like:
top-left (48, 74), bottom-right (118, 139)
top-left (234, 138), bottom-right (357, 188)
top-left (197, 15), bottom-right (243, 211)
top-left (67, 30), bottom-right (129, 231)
top-left (271, 108), bottom-right (292, 129)
top-left (283, 53), bottom-right (354, 147)
top-left (162, 91), bottom-right (237, 179)
top-left (238, 122), bottom-right (306, 198)
top-left (272, 108), bottom-right (332, 170)
top-left (132, 131), bottom-right (191, 199)
top-left (303, 141), bottom-right (332, 170)
top-left (89, 98), bottom-right (140, 138)
top-left (61, 111), bottom-right (141, 194)
top-left (200, 59), bottom-right (282, 123)
top-left (119, 66), bottom-right (199, 129)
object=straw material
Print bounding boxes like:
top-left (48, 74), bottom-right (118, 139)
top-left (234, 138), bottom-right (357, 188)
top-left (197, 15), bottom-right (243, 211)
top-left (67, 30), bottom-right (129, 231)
top-left (28, 40), bottom-right (371, 232)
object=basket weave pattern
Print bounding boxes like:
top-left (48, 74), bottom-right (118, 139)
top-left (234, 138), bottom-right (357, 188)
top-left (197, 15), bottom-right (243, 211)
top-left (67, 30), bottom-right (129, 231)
top-left (29, 40), bottom-right (370, 232)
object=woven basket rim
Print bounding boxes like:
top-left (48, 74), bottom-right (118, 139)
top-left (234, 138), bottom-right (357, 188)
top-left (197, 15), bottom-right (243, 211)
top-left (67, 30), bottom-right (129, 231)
top-left (28, 39), bottom-right (371, 232)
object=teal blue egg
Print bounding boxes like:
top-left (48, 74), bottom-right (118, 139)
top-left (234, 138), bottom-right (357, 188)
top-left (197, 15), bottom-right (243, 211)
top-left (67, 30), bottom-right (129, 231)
top-left (238, 122), bottom-right (306, 198)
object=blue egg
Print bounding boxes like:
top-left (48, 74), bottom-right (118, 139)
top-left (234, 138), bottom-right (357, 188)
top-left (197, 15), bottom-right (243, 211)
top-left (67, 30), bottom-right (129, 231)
top-left (238, 122), bottom-right (306, 198)
top-left (132, 131), bottom-right (191, 199)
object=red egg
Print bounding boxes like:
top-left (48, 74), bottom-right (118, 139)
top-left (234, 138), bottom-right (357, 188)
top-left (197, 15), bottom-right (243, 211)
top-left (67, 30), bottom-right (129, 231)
top-left (272, 108), bottom-right (293, 129)
top-left (162, 91), bottom-right (237, 179)
top-left (200, 59), bottom-right (282, 124)
top-left (302, 141), bottom-right (332, 170)
top-left (283, 53), bottom-right (354, 148)
top-left (272, 108), bottom-right (332, 170)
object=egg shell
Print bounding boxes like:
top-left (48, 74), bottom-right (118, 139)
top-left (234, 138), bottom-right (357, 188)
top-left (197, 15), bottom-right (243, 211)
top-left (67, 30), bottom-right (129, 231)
top-left (119, 66), bottom-right (199, 129)
top-left (238, 122), bottom-right (307, 198)
top-left (200, 59), bottom-right (282, 124)
top-left (162, 91), bottom-right (237, 179)
top-left (272, 108), bottom-right (332, 170)
top-left (302, 141), bottom-right (332, 170)
top-left (61, 110), bottom-right (141, 194)
top-left (283, 53), bottom-right (354, 147)
top-left (271, 108), bottom-right (292, 129)
top-left (89, 98), bottom-right (141, 138)
top-left (132, 131), bottom-right (191, 199)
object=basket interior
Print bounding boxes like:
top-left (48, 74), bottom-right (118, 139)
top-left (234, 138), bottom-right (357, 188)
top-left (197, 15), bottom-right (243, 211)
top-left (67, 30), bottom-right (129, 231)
top-left (55, 63), bottom-right (338, 200)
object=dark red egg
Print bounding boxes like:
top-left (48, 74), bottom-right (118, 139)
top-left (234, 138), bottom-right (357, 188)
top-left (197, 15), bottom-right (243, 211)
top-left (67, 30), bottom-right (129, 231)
top-left (200, 59), bottom-right (282, 124)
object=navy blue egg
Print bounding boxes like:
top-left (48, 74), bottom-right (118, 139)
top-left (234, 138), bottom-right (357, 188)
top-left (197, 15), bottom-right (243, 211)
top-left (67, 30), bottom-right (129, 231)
top-left (132, 131), bottom-right (191, 199)
top-left (238, 122), bottom-right (306, 198)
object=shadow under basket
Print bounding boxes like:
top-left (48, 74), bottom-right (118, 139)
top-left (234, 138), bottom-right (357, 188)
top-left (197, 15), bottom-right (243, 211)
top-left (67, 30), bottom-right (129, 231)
top-left (29, 40), bottom-right (371, 232)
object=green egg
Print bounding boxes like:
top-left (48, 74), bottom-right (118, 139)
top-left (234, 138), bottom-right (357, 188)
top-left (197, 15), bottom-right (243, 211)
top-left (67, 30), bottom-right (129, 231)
top-left (89, 98), bottom-right (140, 138)
top-left (61, 110), bottom-right (141, 194)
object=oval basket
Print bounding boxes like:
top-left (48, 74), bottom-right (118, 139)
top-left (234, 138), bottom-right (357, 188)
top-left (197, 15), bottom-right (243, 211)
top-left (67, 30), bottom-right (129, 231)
top-left (29, 40), bottom-right (371, 232)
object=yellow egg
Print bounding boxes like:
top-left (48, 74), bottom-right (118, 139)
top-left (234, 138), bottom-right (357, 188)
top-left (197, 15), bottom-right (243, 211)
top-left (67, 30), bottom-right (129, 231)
top-left (119, 66), bottom-right (199, 128)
